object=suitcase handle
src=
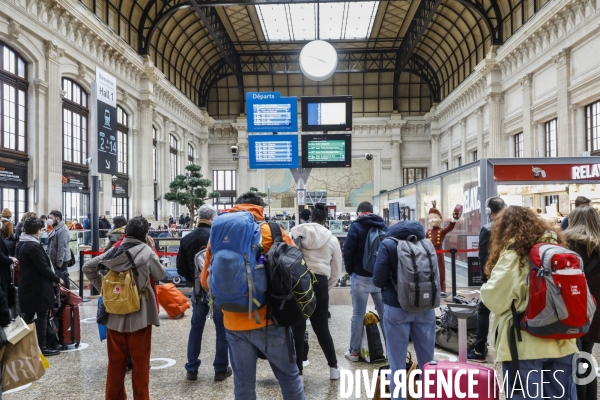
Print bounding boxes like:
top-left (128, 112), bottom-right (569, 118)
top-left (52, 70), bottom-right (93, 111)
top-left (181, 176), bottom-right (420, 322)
top-left (446, 303), bottom-right (477, 319)
top-left (446, 303), bottom-right (477, 363)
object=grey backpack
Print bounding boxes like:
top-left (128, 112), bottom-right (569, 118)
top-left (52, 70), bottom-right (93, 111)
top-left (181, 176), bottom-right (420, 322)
top-left (388, 235), bottom-right (440, 312)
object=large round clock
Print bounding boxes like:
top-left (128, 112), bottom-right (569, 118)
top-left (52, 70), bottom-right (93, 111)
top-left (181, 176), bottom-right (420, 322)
top-left (299, 40), bottom-right (338, 82)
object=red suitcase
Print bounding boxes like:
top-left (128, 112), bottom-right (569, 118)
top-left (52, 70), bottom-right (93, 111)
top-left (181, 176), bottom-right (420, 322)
top-left (56, 287), bottom-right (81, 349)
top-left (422, 303), bottom-right (499, 399)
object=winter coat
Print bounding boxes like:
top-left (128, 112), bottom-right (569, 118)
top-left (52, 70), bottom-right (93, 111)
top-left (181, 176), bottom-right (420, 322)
top-left (568, 242), bottom-right (600, 343)
top-left (14, 222), bottom-right (23, 241)
top-left (83, 238), bottom-right (166, 333)
top-left (176, 222), bottom-right (211, 283)
top-left (342, 214), bottom-right (388, 277)
top-left (46, 221), bottom-right (71, 268)
top-left (480, 232), bottom-right (578, 362)
top-left (98, 219), bottom-right (111, 238)
top-left (3, 235), bottom-right (16, 257)
top-left (290, 223), bottom-right (343, 290)
top-left (0, 238), bottom-right (13, 306)
top-left (373, 220), bottom-right (427, 308)
top-left (16, 234), bottom-right (61, 314)
top-left (478, 222), bottom-right (492, 283)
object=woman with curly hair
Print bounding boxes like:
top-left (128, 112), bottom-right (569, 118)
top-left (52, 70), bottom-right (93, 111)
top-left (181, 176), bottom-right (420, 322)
top-left (480, 205), bottom-right (578, 399)
top-left (563, 206), bottom-right (600, 400)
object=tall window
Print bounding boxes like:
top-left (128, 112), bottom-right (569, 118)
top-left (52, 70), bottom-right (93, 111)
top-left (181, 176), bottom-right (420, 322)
top-left (586, 101), bottom-right (600, 155)
top-left (443, 162), bottom-right (449, 171)
top-left (1, 42), bottom-right (27, 153)
top-left (170, 134), bottom-right (178, 182)
top-left (152, 126), bottom-right (158, 182)
top-left (545, 119), bottom-right (557, 158)
top-left (472, 150), bottom-right (478, 162)
top-left (116, 106), bottom-right (128, 174)
top-left (514, 133), bottom-right (524, 158)
top-left (456, 157), bottom-right (462, 167)
top-left (112, 197), bottom-right (128, 219)
top-left (403, 168), bottom-right (427, 185)
top-left (188, 144), bottom-right (195, 165)
top-left (62, 78), bottom-right (88, 164)
top-left (213, 170), bottom-right (236, 210)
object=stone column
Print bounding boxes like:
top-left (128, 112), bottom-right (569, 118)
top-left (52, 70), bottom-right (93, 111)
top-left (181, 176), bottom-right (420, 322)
top-left (387, 117), bottom-right (405, 187)
top-left (198, 124), bottom-right (210, 180)
top-left (520, 73), bottom-right (534, 157)
top-left (487, 93), bottom-right (505, 157)
top-left (447, 127), bottom-right (453, 167)
top-left (163, 118), bottom-right (175, 219)
top-left (233, 121), bottom-right (249, 195)
top-left (476, 106), bottom-right (484, 159)
top-left (553, 48), bottom-right (571, 156)
top-left (431, 135), bottom-right (440, 174)
top-left (135, 100), bottom-right (156, 219)
top-left (460, 118), bottom-right (467, 162)
top-left (576, 106), bottom-right (586, 156)
top-left (44, 41), bottom-right (64, 212)
top-left (32, 79), bottom-right (49, 214)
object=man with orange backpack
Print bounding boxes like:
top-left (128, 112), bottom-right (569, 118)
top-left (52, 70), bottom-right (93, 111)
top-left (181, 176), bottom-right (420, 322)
top-left (176, 204), bottom-right (230, 382)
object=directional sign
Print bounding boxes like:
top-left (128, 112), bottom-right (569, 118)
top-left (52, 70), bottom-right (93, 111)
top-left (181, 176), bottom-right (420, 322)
top-left (246, 92), bottom-right (298, 133)
top-left (96, 68), bottom-right (117, 175)
top-left (248, 134), bottom-right (299, 169)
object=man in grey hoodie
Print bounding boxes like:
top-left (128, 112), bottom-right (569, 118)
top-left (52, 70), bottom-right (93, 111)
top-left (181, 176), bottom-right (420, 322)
top-left (46, 210), bottom-right (72, 289)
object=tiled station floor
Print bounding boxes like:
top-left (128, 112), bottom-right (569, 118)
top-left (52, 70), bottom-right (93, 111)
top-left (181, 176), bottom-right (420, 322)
top-left (4, 291), bottom-right (599, 400)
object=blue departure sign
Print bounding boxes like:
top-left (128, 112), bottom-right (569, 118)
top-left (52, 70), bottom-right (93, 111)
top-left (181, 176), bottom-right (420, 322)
top-left (246, 92), bottom-right (298, 133)
top-left (249, 135), bottom-right (299, 169)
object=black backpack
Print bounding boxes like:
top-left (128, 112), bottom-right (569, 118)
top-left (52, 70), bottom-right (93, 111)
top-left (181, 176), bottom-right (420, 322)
top-left (264, 223), bottom-right (317, 327)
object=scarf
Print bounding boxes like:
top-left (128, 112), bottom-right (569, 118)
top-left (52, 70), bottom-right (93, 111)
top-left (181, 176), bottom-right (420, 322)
top-left (197, 219), bottom-right (213, 227)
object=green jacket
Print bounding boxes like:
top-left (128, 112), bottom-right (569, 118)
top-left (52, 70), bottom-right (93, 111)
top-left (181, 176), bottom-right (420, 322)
top-left (480, 232), bottom-right (578, 362)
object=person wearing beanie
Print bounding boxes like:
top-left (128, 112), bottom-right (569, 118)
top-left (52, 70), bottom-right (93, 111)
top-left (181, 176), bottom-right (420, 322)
top-left (1, 208), bottom-right (12, 224)
top-left (300, 208), bottom-right (311, 224)
top-left (425, 201), bottom-right (463, 294)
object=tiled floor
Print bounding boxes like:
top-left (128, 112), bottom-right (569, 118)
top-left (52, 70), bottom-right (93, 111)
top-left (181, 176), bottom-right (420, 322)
top-left (3, 293), bottom-right (598, 399)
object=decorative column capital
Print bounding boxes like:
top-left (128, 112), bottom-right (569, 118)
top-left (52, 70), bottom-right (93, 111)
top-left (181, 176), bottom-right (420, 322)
top-left (131, 128), bottom-right (140, 136)
top-left (199, 138), bottom-right (208, 146)
top-left (59, 89), bottom-right (67, 99)
top-left (138, 100), bottom-right (156, 111)
top-left (431, 134), bottom-right (441, 143)
top-left (8, 18), bottom-right (21, 39)
top-left (460, 118), bottom-right (467, 128)
top-left (390, 139), bottom-right (401, 149)
top-left (44, 40), bottom-right (64, 62)
top-left (553, 48), bottom-right (571, 67)
top-left (158, 138), bottom-right (166, 147)
top-left (237, 142), bottom-right (248, 151)
top-left (475, 106), bottom-right (484, 118)
top-left (486, 92), bottom-right (505, 104)
top-left (519, 73), bottom-right (533, 89)
top-left (33, 79), bottom-right (49, 96)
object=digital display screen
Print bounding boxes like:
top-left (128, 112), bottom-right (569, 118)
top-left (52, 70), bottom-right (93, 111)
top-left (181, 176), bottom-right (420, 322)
top-left (306, 103), bottom-right (347, 126)
top-left (246, 92), bottom-right (298, 133)
top-left (301, 134), bottom-right (351, 168)
top-left (252, 103), bottom-right (293, 128)
top-left (248, 135), bottom-right (299, 169)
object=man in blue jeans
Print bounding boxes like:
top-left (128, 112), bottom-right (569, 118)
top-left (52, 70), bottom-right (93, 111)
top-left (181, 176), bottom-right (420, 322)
top-left (176, 204), bottom-right (231, 381)
top-left (373, 220), bottom-right (437, 400)
top-left (342, 201), bottom-right (386, 362)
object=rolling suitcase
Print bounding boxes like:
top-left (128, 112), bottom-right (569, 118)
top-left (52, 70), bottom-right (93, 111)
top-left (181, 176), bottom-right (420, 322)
top-left (422, 303), bottom-right (498, 399)
top-left (53, 286), bottom-right (81, 349)
top-left (156, 283), bottom-right (190, 319)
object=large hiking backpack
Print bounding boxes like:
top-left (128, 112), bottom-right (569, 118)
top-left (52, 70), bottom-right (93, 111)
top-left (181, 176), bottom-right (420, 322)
top-left (513, 243), bottom-right (596, 340)
top-left (363, 227), bottom-right (387, 273)
top-left (208, 211), bottom-right (267, 323)
top-left (264, 225), bottom-right (316, 327)
top-left (389, 236), bottom-right (440, 312)
top-left (101, 250), bottom-right (149, 315)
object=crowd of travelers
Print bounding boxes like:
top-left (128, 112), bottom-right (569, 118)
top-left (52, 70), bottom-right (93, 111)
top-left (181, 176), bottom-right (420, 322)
top-left (0, 193), bottom-right (594, 400)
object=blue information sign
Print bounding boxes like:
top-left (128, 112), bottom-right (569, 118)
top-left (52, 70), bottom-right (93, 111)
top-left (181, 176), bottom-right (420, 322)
top-left (249, 134), bottom-right (299, 169)
top-left (246, 92), bottom-right (298, 133)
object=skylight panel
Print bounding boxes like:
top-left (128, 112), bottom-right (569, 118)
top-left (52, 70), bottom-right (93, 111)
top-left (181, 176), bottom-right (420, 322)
top-left (257, 1), bottom-right (379, 42)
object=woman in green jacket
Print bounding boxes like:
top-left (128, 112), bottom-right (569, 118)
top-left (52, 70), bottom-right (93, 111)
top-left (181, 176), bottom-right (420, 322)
top-left (480, 206), bottom-right (578, 399)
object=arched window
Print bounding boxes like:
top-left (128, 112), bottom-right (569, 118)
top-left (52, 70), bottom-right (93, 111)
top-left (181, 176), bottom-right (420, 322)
top-left (152, 126), bottom-right (158, 182)
top-left (62, 78), bottom-right (88, 164)
top-left (0, 42), bottom-right (27, 153)
top-left (116, 106), bottom-right (128, 174)
top-left (170, 134), bottom-right (178, 182)
top-left (188, 143), bottom-right (195, 165)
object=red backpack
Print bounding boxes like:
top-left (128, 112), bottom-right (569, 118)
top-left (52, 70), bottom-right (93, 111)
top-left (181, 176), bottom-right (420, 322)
top-left (512, 243), bottom-right (596, 342)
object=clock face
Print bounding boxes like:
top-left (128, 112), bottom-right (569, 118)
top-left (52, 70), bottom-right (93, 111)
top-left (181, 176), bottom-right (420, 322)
top-left (299, 40), bottom-right (338, 82)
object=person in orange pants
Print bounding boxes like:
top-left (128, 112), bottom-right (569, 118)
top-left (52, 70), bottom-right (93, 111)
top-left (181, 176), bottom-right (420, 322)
top-left (83, 216), bottom-right (165, 400)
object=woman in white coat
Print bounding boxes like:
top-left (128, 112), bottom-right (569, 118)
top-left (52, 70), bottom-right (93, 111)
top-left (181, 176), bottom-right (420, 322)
top-left (290, 204), bottom-right (343, 381)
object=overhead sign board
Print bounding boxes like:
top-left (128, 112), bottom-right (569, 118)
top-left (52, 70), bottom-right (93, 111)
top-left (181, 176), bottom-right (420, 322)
top-left (246, 92), bottom-right (298, 133)
top-left (306, 191), bottom-right (327, 204)
top-left (95, 68), bottom-right (117, 175)
top-left (248, 134), bottom-right (299, 169)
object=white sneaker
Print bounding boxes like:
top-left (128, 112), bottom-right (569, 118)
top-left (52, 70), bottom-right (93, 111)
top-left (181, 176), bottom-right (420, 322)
top-left (330, 366), bottom-right (341, 380)
top-left (344, 351), bottom-right (359, 362)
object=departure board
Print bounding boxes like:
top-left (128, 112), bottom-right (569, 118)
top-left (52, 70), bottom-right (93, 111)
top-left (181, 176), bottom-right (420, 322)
top-left (249, 135), bottom-right (299, 169)
top-left (307, 139), bottom-right (346, 162)
top-left (246, 92), bottom-right (298, 133)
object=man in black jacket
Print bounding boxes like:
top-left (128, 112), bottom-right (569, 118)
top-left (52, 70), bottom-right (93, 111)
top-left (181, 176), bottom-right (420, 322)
top-left (342, 201), bottom-right (387, 362)
top-left (177, 204), bottom-right (231, 382)
top-left (468, 196), bottom-right (505, 362)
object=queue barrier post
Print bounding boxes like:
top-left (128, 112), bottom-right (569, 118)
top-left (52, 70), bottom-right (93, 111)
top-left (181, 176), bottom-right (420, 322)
top-left (450, 248), bottom-right (457, 300)
top-left (79, 250), bottom-right (84, 299)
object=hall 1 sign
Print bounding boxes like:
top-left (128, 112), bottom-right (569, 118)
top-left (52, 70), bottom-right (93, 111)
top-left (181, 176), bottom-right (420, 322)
top-left (95, 68), bottom-right (117, 174)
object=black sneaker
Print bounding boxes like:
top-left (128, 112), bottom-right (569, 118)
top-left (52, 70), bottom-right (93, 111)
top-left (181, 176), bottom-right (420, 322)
top-left (186, 370), bottom-right (198, 381)
top-left (214, 366), bottom-right (232, 381)
top-left (467, 349), bottom-right (486, 363)
top-left (41, 347), bottom-right (60, 357)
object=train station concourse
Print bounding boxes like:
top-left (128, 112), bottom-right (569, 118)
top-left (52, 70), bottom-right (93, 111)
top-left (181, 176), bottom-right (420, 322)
top-left (2, 0), bottom-right (600, 398)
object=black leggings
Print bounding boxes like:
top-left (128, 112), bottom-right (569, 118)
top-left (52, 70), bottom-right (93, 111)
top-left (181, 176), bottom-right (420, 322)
top-left (22, 311), bottom-right (48, 349)
top-left (577, 340), bottom-right (597, 400)
top-left (292, 274), bottom-right (337, 373)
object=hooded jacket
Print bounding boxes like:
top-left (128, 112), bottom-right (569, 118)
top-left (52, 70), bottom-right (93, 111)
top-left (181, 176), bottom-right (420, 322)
top-left (342, 213), bottom-right (388, 277)
top-left (290, 223), bottom-right (343, 290)
top-left (47, 220), bottom-right (71, 268)
top-left (200, 203), bottom-right (295, 331)
top-left (480, 232), bottom-right (578, 362)
top-left (83, 238), bottom-right (166, 333)
top-left (373, 220), bottom-right (426, 308)
top-left (177, 222), bottom-right (211, 283)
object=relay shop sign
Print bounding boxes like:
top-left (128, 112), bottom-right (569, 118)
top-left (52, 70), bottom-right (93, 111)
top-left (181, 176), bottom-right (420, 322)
top-left (246, 92), bottom-right (298, 133)
top-left (96, 68), bottom-right (117, 175)
top-left (493, 163), bottom-right (600, 182)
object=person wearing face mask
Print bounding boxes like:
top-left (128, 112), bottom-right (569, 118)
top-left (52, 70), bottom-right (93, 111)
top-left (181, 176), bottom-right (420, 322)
top-left (46, 210), bottom-right (72, 289)
top-left (17, 216), bottom-right (64, 357)
top-left (104, 216), bottom-right (127, 252)
top-left (15, 211), bottom-right (37, 241)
